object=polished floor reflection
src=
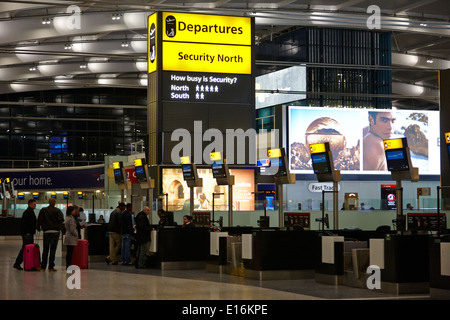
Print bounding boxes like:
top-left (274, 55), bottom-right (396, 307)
top-left (1, 238), bottom-right (430, 301)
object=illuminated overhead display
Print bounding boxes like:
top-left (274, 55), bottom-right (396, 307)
top-left (162, 72), bottom-right (251, 103)
top-left (289, 107), bottom-right (440, 176)
top-left (161, 12), bottom-right (252, 45)
top-left (149, 11), bottom-right (253, 104)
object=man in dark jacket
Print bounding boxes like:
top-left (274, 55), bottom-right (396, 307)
top-left (135, 206), bottom-right (151, 269)
top-left (36, 198), bottom-right (64, 271)
top-left (121, 203), bottom-right (134, 265)
top-left (106, 202), bottom-right (125, 265)
top-left (13, 199), bottom-right (38, 270)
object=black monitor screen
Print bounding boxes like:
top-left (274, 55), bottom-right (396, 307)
top-left (386, 149), bottom-right (409, 171)
top-left (271, 157), bottom-right (287, 176)
top-left (311, 153), bottom-right (331, 174)
top-left (135, 166), bottom-right (147, 182)
top-left (212, 161), bottom-right (226, 178)
top-left (114, 168), bottom-right (124, 183)
top-left (182, 164), bottom-right (195, 181)
top-left (448, 144), bottom-right (450, 156)
top-left (18, 194), bottom-right (25, 200)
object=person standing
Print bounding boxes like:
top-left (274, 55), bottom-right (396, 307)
top-left (13, 199), bottom-right (39, 270)
top-left (182, 215), bottom-right (195, 228)
top-left (121, 203), bottom-right (134, 266)
top-left (135, 206), bottom-right (151, 269)
top-left (106, 202), bottom-right (125, 265)
top-left (64, 205), bottom-right (79, 269)
top-left (36, 198), bottom-right (64, 272)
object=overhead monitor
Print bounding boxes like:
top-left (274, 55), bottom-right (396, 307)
top-left (32, 192), bottom-right (39, 199)
top-left (383, 138), bottom-right (411, 172)
top-left (211, 152), bottom-right (227, 179)
top-left (51, 192), bottom-right (57, 199)
top-left (113, 161), bottom-right (125, 184)
top-left (309, 143), bottom-right (333, 175)
top-left (134, 158), bottom-right (148, 183)
top-left (268, 148), bottom-right (288, 177)
top-left (63, 192), bottom-right (69, 199)
top-left (182, 164), bottom-right (195, 181)
top-left (18, 192), bottom-right (25, 200)
top-left (77, 191), bottom-right (83, 199)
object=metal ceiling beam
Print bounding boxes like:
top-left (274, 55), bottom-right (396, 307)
top-left (394, 0), bottom-right (439, 13)
top-left (403, 37), bottom-right (450, 52)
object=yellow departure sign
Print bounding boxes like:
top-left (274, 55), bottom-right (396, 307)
top-left (383, 138), bottom-right (404, 150)
top-left (445, 132), bottom-right (450, 144)
top-left (148, 12), bottom-right (253, 75)
top-left (309, 143), bottom-right (327, 154)
top-left (162, 12), bottom-right (251, 46)
top-left (162, 42), bottom-right (251, 74)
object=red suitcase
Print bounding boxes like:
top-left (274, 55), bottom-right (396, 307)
top-left (23, 244), bottom-right (41, 271)
top-left (71, 239), bottom-right (89, 269)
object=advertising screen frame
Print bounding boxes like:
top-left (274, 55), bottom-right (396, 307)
top-left (288, 106), bottom-right (440, 178)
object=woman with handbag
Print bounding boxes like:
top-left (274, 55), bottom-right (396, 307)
top-left (64, 205), bottom-right (79, 269)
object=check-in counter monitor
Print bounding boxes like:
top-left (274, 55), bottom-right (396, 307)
top-left (182, 163), bottom-right (202, 188)
top-left (268, 148), bottom-right (295, 184)
top-left (134, 158), bottom-right (154, 189)
top-left (383, 137), bottom-right (418, 181)
top-left (309, 142), bottom-right (340, 183)
top-left (113, 161), bottom-right (126, 186)
top-left (210, 152), bottom-right (234, 186)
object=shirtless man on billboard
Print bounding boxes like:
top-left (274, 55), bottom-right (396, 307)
top-left (363, 111), bottom-right (396, 171)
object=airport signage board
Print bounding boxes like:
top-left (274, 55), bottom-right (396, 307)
top-left (149, 11), bottom-right (254, 103)
top-left (0, 165), bottom-right (104, 190)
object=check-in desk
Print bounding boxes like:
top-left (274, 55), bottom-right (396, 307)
top-left (370, 234), bottom-right (430, 294)
top-left (241, 230), bottom-right (318, 280)
top-left (0, 218), bottom-right (21, 236)
top-left (429, 237), bottom-right (450, 299)
top-left (84, 224), bottom-right (109, 256)
top-left (152, 227), bottom-right (211, 270)
top-left (315, 231), bottom-right (389, 287)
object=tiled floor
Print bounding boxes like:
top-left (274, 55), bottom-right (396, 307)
top-left (1, 237), bottom-right (430, 301)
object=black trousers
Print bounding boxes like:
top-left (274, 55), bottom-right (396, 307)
top-left (66, 245), bottom-right (75, 268)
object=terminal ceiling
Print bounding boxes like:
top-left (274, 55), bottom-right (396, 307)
top-left (0, 0), bottom-right (449, 110)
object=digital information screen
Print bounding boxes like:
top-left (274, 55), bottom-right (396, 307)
top-left (135, 166), bottom-right (147, 183)
top-left (114, 168), bottom-right (124, 184)
top-left (182, 164), bottom-right (195, 181)
top-left (162, 71), bottom-right (251, 103)
top-left (212, 161), bottom-right (226, 178)
top-left (311, 153), bottom-right (332, 174)
top-left (385, 149), bottom-right (409, 171)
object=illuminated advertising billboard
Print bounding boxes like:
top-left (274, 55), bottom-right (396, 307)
top-left (289, 107), bottom-right (440, 175)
